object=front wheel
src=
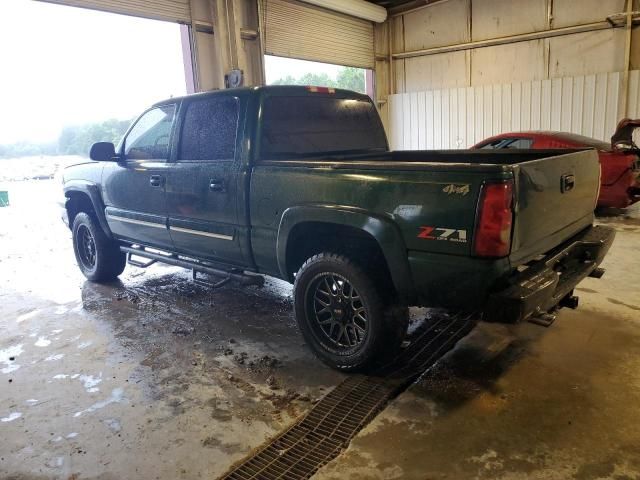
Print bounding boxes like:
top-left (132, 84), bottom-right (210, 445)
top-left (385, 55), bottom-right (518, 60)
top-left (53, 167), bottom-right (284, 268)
top-left (293, 253), bottom-right (407, 372)
top-left (72, 212), bottom-right (126, 282)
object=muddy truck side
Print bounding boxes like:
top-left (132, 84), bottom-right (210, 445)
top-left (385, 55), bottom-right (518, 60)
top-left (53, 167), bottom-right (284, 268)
top-left (61, 85), bottom-right (615, 371)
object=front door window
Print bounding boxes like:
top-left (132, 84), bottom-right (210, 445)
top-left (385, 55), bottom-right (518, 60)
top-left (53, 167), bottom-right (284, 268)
top-left (124, 105), bottom-right (176, 160)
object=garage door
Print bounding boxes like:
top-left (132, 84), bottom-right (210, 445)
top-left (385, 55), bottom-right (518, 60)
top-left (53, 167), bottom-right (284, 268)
top-left (35, 0), bottom-right (190, 24)
top-left (263, 0), bottom-right (374, 69)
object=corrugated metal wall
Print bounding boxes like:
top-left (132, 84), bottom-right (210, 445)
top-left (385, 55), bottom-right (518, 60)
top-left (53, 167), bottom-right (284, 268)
top-left (390, 0), bottom-right (630, 95)
top-left (378, 0), bottom-right (637, 137)
top-left (36, 0), bottom-right (191, 23)
top-left (389, 70), bottom-right (640, 150)
top-left (263, 0), bottom-right (375, 69)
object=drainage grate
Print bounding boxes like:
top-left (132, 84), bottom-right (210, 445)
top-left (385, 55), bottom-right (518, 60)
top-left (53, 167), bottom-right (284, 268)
top-left (219, 312), bottom-right (476, 480)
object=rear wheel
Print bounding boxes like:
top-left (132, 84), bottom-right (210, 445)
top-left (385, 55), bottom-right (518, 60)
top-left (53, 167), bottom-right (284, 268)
top-left (293, 253), bottom-right (407, 371)
top-left (72, 212), bottom-right (126, 282)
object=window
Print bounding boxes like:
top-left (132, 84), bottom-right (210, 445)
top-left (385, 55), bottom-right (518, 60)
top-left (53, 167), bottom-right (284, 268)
top-left (478, 137), bottom-right (533, 150)
top-left (260, 96), bottom-right (387, 159)
top-left (504, 138), bottom-right (534, 149)
top-left (124, 105), bottom-right (176, 160)
top-left (178, 97), bottom-right (239, 161)
top-left (478, 139), bottom-right (506, 149)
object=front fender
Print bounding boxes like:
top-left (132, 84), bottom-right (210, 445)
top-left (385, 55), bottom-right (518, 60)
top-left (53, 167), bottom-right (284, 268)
top-left (276, 205), bottom-right (414, 302)
top-left (63, 180), bottom-right (112, 239)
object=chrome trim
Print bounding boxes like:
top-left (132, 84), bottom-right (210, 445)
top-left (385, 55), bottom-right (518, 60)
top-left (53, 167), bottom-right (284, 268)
top-left (170, 225), bottom-right (234, 241)
top-left (107, 214), bottom-right (166, 229)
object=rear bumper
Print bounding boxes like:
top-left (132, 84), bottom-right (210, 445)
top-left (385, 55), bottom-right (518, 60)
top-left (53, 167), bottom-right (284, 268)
top-left (484, 225), bottom-right (615, 323)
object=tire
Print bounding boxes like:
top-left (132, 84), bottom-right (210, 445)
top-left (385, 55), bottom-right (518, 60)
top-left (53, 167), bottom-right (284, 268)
top-left (293, 253), bottom-right (408, 372)
top-left (72, 212), bottom-right (126, 282)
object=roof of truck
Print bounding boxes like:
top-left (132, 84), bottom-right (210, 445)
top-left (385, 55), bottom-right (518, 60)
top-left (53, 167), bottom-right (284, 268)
top-left (153, 85), bottom-right (372, 107)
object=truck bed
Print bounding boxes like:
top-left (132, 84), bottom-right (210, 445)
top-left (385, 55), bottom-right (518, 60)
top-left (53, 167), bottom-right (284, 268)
top-left (251, 148), bottom-right (600, 307)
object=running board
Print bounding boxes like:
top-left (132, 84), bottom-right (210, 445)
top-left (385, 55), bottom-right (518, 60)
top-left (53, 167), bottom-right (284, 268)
top-left (127, 252), bottom-right (157, 268)
top-left (120, 246), bottom-right (264, 288)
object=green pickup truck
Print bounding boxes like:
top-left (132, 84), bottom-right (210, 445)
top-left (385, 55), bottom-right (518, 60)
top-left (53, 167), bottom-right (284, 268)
top-left (61, 85), bottom-right (615, 371)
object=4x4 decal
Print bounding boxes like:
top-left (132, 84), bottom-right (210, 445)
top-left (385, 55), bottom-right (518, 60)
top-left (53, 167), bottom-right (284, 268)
top-left (418, 226), bottom-right (468, 243)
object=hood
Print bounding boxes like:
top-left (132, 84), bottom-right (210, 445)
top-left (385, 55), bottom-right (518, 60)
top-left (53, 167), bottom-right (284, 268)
top-left (611, 118), bottom-right (640, 151)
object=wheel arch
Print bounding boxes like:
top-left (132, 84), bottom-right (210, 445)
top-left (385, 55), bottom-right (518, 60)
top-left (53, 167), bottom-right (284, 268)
top-left (277, 205), bottom-right (414, 304)
top-left (64, 181), bottom-right (112, 239)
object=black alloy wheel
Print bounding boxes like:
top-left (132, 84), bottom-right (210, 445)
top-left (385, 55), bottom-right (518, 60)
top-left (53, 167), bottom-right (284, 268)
top-left (75, 224), bottom-right (97, 270)
top-left (72, 212), bottom-right (126, 282)
top-left (293, 253), bottom-right (408, 372)
top-left (309, 272), bottom-right (368, 350)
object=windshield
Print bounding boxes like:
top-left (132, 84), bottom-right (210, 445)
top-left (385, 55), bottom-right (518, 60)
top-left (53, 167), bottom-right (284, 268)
top-left (259, 95), bottom-right (388, 159)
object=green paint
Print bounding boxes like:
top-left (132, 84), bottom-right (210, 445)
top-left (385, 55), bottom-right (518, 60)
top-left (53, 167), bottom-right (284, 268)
top-left (61, 86), bottom-right (605, 312)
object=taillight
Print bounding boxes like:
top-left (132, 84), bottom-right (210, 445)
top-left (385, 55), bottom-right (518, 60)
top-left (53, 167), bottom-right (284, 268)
top-left (474, 181), bottom-right (514, 257)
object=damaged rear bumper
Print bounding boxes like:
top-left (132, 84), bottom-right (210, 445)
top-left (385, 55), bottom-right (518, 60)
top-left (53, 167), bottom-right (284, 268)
top-left (485, 225), bottom-right (615, 323)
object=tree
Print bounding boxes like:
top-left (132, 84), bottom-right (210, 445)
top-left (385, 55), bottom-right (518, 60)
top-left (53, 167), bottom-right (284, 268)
top-left (270, 66), bottom-right (366, 94)
top-left (0, 118), bottom-right (132, 160)
top-left (58, 118), bottom-right (132, 156)
top-left (271, 72), bottom-right (336, 88)
top-left (336, 67), bottom-right (365, 93)
top-left (0, 141), bottom-right (57, 159)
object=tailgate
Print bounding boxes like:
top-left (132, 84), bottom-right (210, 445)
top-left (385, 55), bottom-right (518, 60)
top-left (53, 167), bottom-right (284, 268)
top-left (510, 149), bottom-right (600, 265)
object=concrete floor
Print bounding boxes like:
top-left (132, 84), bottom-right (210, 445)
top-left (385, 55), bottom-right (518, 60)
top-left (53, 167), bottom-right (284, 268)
top-left (1, 180), bottom-right (639, 480)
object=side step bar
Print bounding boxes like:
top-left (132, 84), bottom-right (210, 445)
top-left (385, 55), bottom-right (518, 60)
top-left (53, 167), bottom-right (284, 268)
top-left (121, 246), bottom-right (264, 288)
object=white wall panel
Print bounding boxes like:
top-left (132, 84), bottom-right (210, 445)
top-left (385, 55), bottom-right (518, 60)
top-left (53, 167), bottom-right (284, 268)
top-left (628, 70), bottom-right (640, 118)
top-left (388, 70), bottom-right (634, 150)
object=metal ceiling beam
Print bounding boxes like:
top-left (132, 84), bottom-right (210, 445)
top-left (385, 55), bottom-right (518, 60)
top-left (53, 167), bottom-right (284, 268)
top-left (392, 20), bottom-right (632, 59)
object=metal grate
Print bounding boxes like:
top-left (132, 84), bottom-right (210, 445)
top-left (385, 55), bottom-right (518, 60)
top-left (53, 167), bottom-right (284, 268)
top-left (219, 312), bottom-right (476, 480)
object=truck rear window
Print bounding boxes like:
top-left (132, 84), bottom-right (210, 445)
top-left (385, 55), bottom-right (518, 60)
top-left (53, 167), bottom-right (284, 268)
top-left (259, 96), bottom-right (388, 159)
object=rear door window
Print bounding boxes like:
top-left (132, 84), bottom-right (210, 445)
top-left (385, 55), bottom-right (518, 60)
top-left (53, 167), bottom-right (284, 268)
top-left (178, 96), bottom-right (240, 161)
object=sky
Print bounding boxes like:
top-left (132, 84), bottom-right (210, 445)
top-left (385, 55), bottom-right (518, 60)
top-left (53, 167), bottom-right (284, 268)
top-left (0, 1), bottom-right (350, 145)
top-left (0, 0), bottom-right (186, 144)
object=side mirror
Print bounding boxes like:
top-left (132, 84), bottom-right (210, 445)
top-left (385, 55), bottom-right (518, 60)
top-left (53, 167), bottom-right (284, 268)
top-left (89, 142), bottom-right (117, 161)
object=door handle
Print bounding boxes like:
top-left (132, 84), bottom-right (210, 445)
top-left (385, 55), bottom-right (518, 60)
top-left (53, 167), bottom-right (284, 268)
top-left (150, 175), bottom-right (164, 187)
top-left (209, 179), bottom-right (225, 192)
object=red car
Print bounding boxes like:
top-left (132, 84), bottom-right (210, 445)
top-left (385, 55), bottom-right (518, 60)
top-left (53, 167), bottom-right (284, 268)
top-left (473, 119), bottom-right (640, 209)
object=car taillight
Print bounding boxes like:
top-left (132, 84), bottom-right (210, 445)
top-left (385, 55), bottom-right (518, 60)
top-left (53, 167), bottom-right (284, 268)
top-left (474, 181), bottom-right (514, 257)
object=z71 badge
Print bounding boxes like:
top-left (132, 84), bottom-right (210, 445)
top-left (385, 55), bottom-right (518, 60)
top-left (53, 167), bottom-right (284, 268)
top-left (417, 226), bottom-right (468, 243)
